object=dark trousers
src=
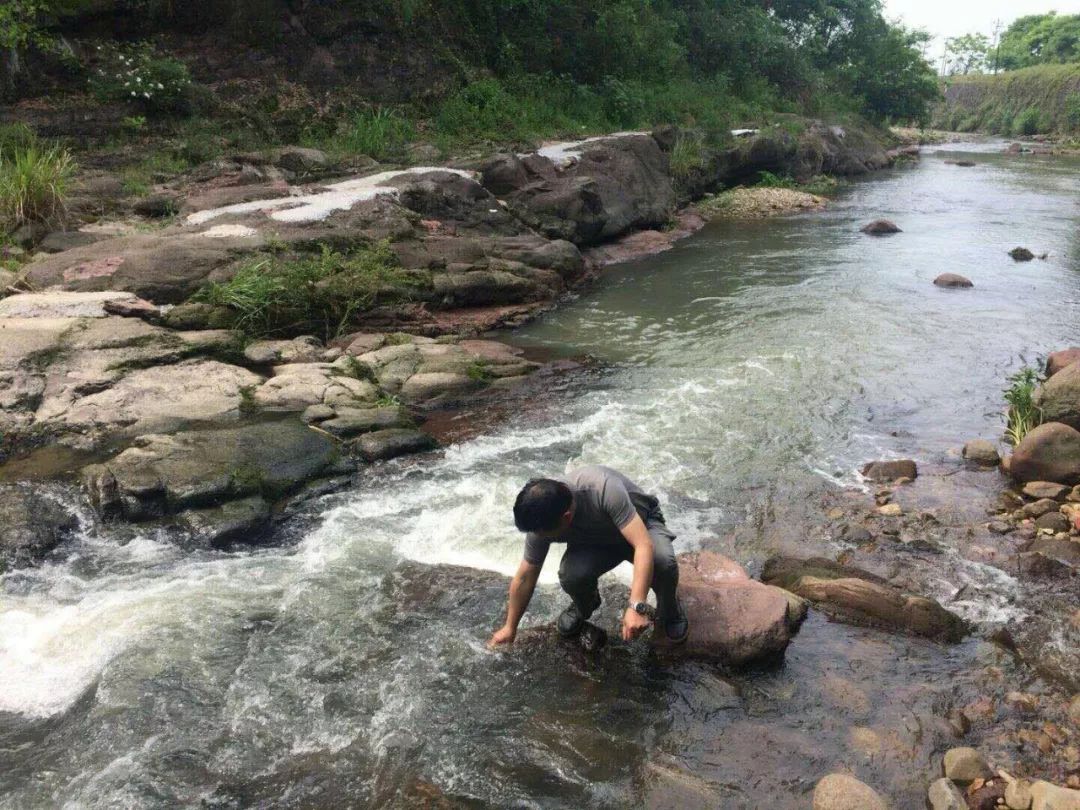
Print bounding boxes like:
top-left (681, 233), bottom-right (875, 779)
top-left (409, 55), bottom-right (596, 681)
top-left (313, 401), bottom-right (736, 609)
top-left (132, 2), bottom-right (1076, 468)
top-left (557, 518), bottom-right (679, 620)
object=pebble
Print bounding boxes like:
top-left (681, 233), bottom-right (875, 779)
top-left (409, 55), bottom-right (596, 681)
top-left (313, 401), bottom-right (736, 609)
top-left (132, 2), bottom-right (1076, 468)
top-left (876, 503), bottom-right (903, 517)
top-left (812, 773), bottom-right (888, 810)
top-left (929, 777), bottom-right (967, 810)
top-left (943, 747), bottom-right (992, 783)
top-left (1022, 481), bottom-right (1070, 501)
top-left (988, 521), bottom-right (1014, 535)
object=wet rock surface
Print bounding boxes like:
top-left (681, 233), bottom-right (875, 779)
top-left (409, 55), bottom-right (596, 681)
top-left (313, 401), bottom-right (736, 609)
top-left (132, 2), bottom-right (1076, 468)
top-left (762, 555), bottom-right (967, 641)
top-left (652, 551), bottom-right (806, 666)
top-left (81, 420), bottom-right (342, 523)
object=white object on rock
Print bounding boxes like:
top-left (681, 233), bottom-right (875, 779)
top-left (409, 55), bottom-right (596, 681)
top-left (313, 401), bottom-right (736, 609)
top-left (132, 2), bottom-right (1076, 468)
top-left (187, 167), bottom-right (476, 226)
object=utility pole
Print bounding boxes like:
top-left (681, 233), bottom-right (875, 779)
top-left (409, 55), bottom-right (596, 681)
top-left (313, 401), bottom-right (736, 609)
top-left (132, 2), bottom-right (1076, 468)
top-left (990, 18), bottom-right (1003, 73)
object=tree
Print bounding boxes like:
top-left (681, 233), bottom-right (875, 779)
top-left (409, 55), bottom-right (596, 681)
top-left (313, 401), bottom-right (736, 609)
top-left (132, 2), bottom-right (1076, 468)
top-left (944, 33), bottom-right (990, 75)
top-left (998, 12), bottom-right (1080, 69)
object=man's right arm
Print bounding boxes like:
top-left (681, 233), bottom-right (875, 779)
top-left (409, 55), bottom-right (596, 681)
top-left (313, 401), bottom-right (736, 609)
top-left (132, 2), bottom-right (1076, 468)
top-left (489, 559), bottom-right (542, 646)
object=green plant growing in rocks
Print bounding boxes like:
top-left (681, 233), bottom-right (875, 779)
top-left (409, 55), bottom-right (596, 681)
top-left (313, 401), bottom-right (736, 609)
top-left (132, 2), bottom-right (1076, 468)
top-left (332, 107), bottom-right (415, 161)
top-left (0, 134), bottom-right (76, 233)
top-left (195, 241), bottom-right (430, 340)
top-left (669, 132), bottom-right (707, 179)
top-left (1004, 366), bottom-right (1043, 445)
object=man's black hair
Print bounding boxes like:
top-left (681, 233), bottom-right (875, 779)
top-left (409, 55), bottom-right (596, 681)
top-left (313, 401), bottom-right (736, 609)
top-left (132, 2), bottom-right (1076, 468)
top-left (513, 478), bottom-right (573, 533)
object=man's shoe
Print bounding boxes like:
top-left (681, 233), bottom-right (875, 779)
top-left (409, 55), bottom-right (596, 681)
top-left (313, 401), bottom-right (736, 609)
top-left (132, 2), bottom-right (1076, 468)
top-left (661, 597), bottom-right (689, 643)
top-left (556, 592), bottom-right (601, 639)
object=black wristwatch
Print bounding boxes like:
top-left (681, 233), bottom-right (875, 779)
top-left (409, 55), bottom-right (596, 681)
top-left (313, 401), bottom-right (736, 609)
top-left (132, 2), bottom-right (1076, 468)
top-left (631, 601), bottom-right (655, 619)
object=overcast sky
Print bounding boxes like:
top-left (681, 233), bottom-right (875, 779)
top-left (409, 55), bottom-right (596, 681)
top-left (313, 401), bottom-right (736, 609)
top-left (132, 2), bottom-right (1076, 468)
top-left (884, 0), bottom-right (1080, 63)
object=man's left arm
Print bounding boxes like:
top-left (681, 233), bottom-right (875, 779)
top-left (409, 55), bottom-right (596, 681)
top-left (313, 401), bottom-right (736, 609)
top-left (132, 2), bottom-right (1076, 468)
top-left (619, 513), bottom-right (654, 641)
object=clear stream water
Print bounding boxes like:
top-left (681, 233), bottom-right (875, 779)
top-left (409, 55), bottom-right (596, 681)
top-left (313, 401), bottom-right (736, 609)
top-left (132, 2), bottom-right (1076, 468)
top-left (1, 143), bottom-right (1079, 808)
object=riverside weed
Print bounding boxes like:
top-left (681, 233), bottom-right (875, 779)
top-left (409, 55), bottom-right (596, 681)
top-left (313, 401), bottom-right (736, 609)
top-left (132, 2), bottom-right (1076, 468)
top-left (196, 242), bottom-right (430, 340)
top-left (1004, 366), bottom-right (1043, 445)
top-left (0, 138), bottom-right (76, 233)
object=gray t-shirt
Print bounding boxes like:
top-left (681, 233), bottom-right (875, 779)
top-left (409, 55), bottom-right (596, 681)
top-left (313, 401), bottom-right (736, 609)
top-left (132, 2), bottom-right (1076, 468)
top-left (523, 465), bottom-right (659, 566)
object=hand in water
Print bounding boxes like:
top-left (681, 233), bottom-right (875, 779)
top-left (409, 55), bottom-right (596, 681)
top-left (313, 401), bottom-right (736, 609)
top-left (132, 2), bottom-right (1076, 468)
top-left (621, 608), bottom-right (651, 641)
top-left (488, 626), bottom-right (516, 648)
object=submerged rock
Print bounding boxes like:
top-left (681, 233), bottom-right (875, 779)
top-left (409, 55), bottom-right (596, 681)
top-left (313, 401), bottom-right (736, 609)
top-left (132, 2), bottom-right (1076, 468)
top-left (1009, 246), bottom-right (1035, 262)
top-left (762, 556), bottom-right (967, 641)
top-left (1010, 422), bottom-right (1080, 484)
top-left (928, 777), bottom-right (966, 810)
top-left (861, 459), bottom-right (918, 482)
top-left (943, 746), bottom-right (991, 783)
top-left (963, 439), bottom-right (1000, 466)
top-left (1022, 481), bottom-right (1070, 500)
top-left (860, 219), bottom-right (901, 235)
top-left (1030, 780), bottom-right (1080, 810)
top-left (933, 273), bottom-right (973, 288)
top-left (812, 773), bottom-right (888, 810)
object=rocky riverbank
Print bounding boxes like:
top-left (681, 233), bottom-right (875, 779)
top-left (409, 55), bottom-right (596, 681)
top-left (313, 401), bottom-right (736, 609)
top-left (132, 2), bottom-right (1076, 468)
top-left (0, 120), bottom-right (909, 564)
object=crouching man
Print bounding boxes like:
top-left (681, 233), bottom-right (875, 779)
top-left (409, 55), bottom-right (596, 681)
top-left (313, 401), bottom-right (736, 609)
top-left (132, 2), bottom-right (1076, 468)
top-left (488, 465), bottom-right (688, 647)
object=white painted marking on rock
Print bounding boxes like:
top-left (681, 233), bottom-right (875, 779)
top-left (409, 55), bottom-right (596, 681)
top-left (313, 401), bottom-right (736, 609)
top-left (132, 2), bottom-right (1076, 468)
top-left (186, 167), bottom-right (475, 226)
top-left (199, 224), bottom-right (259, 238)
top-left (531, 132), bottom-right (649, 168)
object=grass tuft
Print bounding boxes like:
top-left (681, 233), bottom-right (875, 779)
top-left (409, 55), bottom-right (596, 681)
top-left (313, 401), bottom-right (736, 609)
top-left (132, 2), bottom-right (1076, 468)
top-left (1004, 366), bottom-right (1043, 446)
top-left (0, 132), bottom-right (76, 233)
top-left (195, 241), bottom-right (431, 340)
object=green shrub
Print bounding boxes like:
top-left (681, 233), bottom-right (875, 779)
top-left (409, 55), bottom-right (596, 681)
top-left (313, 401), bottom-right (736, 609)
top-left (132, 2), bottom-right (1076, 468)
top-left (1004, 366), bottom-right (1043, 445)
top-left (195, 242), bottom-right (431, 339)
top-left (88, 42), bottom-right (193, 115)
top-left (1065, 93), bottom-right (1080, 132)
top-left (1012, 107), bottom-right (1042, 136)
top-left (333, 107), bottom-right (415, 160)
top-left (0, 137), bottom-right (76, 233)
top-left (0, 122), bottom-right (36, 153)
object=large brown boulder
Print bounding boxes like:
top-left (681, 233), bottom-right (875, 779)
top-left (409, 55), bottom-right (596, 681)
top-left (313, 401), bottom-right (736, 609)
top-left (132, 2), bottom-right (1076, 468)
top-left (1010, 422), bottom-right (1080, 484)
top-left (506, 134), bottom-right (676, 246)
top-left (1046, 348), bottom-right (1080, 378)
top-left (762, 556), bottom-right (967, 641)
top-left (652, 551), bottom-right (807, 666)
top-left (1034, 364), bottom-right (1080, 431)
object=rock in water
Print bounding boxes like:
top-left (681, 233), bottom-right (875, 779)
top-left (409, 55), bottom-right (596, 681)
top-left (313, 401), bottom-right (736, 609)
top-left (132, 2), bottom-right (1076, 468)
top-left (651, 551), bottom-right (806, 667)
top-left (762, 556), bottom-right (967, 641)
top-left (1030, 780), bottom-right (1080, 810)
top-left (942, 747), bottom-right (992, 783)
top-left (0, 486), bottom-right (79, 565)
top-left (1010, 246), bottom-right (1035, 261)
top-left (963, 439), bottom-right (1000, 466)
top-left (861, 459), bottom-right (918, 481)
top-left (933, 272), bottom-right (973, 288)
top-left (812, 773), bottom-right (888, 810)
top-left (1034, 364), bottom-right (1080, 432)
top-left (1022, 481), bottom-right (1070, 500)
top-left (928, 777), bottom-right (967, 810)
top-left (860, 219), bottom-right (901, 235)
top-left (1010, 422), bottom-right (1080, 484)
top-left (82, 420), bottom-right (340, 522)
top-left (1046, 348), bottom-right (1080, 377)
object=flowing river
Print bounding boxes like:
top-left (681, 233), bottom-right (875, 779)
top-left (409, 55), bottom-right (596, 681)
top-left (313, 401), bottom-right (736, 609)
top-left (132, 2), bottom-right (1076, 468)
top-left (2, 142), bottom-right (1079, 808)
